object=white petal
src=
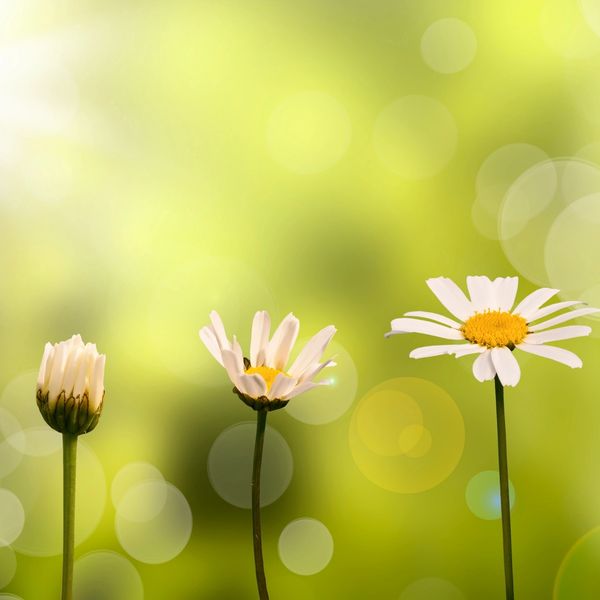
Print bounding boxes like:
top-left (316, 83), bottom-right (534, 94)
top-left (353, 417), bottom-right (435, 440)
top-left (494, 277), bottom-right (519, 312)
top-left (288, 325), bottom-right (337, 378)
top-left (47, 342), bottom-right (68, 401)
top-left (231, 336), bottom-right (245, 372)
top-left (266, 373), bottom-right (298, 400)
top-left (282, 380), bottom-right (325, 400)
top-left (472, 350), bottom-right (496, 382)
top-left (37, 342), bottom-right (54, 389)
top-left (490, 347), bottom-right (521, 387)
top-left (467, 276), bottom-right (494, 312)
top-left (73, 347), bottom-right (92, 399)
top-left (299, 358), bottom-right (336, 382)
top-left (528, 300), bottom-right (586, 322)
top-left (528, 307), bottom-right (600, 332)
top-left (237, 373), bottom-right (267, 398)
top-left (512, 288), bottom-right (559, 320)
top-left (62, 347), bottom-right (83, 398)
top-left (209, 310), bottom-right (231, 351)
top-left (89, 354), bottom-right (106, 412)
top-left (524, 325), bottom-right (591, 344)
top-left (426, 277), bottom-right (474, 321)
top-left (409, 343), bottom-right (485, 359)
top-left (199, 327), bottom-right (224, 366)
top-left (221, 349), bottom-right (244, 386)
top-left (387, 318), bottom-right (464, 340)
top-left (404, 311), bottom-right (461, 329)
top-left (266, 313), bottom-right (300, 370)
top-left (250, 311), bottom-right (271, 367)
top-left (516, 343), bottom-right (582, 368)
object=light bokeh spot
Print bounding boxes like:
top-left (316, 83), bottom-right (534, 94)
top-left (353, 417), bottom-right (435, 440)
top-left (115, 481), bottom-right (192, 564)
top-left (0, 545), bottom-right (17, 589)
top-left (285, 341), bottom-right (358, 425)
top-left (0, 408), bottom-right (23, 479)
top-left (400, 577), bottom-right (465, 600)
top-left (73, 551), bottom-right (144, 600)
top-left (278, 518), bottom-right (334, 575)
top-left (208, 421), bottom-right (293, 508)
top-left (499, 158), bottom-right (600, 286)
top-left (267, 91), bottom-right (351, 174)
top-left (421, 18), bottom-right (477, 74)
top-left (373, 96), bottom-right (457, 179)
top-left (0, 489), bottom-right (25, 545)
top-left (465, 471), bottom-right (516, 520)
top-left (111, 462), bottom-right (165, 516)
top-left (554, 526), bottom-right (600, 598)
top-left (349, 378), bottom-right (465, 494)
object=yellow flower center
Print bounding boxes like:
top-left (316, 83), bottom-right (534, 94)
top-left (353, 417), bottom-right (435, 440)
top-left (461, 310), bottom-right (528, 348)
top-left (245, 366), bottom-right (286, 390)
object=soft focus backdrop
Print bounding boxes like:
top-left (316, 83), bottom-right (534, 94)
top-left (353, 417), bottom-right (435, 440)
top-left (1, 0), bottom-right (600, 598)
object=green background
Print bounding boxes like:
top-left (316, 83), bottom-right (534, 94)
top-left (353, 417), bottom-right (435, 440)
top-left (1, 0), bottom-right (600, 598)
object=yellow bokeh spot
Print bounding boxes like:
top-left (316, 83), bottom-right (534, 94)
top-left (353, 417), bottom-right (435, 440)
top-left (462, 310), bottom-right (527, 347)
top-left (245, 366), bottom-right (286, 391)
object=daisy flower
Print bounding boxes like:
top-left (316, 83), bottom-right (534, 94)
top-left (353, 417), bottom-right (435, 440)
top-left (200, 310), bottom-right (336, 410)
top-left (386, 276), bottom-right (599, 387)
top-left (200, 310), bottom-right (336, 600)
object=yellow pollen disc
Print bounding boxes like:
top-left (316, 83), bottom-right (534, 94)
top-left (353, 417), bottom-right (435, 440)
top-left (245, 366), bottom-right (286, 390)
top-left (461, 310), bottom-right (528, 348)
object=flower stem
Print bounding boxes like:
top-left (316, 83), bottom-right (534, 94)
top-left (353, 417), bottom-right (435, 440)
top-left (252, 408), bottom-right (269, 600)
top-left (62, 433), bottom-right (78, 600)
top-left (494, 376), bottom-right (514, 600)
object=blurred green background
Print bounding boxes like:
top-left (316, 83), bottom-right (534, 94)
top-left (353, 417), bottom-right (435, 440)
top-left (2, 0), bottom-right (600, 598)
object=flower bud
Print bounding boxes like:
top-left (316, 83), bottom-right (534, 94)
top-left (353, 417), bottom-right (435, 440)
top-left (36, 334), bottom-right (106, 435)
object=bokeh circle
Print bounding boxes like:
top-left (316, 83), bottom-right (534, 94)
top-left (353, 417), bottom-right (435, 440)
top-left (465, 471), bottom-right (516, 520)
top-left (421, 18), bottom-right (477, 74)
top-left (278, 518), bottom-right (334, 575)
top-left (554, 527), bottom-right (600, 599)
top-left (0, 546), bottom-right (17, 588)
top-left (111, 462), bottom-right (165, 514)
top-left (400, 577), bottom-right (465, 600)
top-left (115, 481), bottom-right (192, 564)
top-left (73, 551), bottom-right (144, 600)
top-left (373, 96), bottom-right (457, 179)
top-left (0, 489), bottom-right (25, 545)
top-left (285, 341), bottom-right (358, 425)
top-left (349, 378), bottom-right (465, 494)
top-left (208, 421), bottom-right (293, 508)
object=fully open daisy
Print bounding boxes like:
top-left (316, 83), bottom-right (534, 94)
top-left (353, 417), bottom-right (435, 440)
top-left (386, 276), bottom-right (599, 387)
top-left (200, 310), bottom-right (336, 410)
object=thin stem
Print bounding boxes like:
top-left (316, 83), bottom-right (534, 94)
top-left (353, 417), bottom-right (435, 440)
top-left (251, 408), bottom-right (269, 600)
top-left (62, 433), bottom-right (78, 600)
top-left (494, 376), bottom-right (514, 600)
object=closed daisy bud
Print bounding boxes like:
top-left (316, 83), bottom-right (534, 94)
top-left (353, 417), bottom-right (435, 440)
top-left (36, 334), bottom-right (106, 435)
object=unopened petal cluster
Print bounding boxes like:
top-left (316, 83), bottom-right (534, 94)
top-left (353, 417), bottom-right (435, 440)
top-left (387, 276), bottom-right (598, 387)
top-left (37, 334), bottom-right (106, 435)
top-left (200, 311), bottom-right (336, 410)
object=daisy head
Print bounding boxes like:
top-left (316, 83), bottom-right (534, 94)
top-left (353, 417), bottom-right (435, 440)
top-left (386, 276), bottom-right (599, 387)
top-left (200, 310), bottom-right (336, 410)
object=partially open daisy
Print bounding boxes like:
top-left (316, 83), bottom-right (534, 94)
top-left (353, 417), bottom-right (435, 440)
top-left (200, 310), bottom-right (336, 600)
top-left (386, 276), bottom-right (599, 387)
top-left (200, 310), bottom-right (336, 410)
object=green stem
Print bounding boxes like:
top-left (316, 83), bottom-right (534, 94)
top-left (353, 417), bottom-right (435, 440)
top-left (62, 433), bottom-right (78, 600)
top-left (494, 376), bottom-right (514, 600)
top-left (251, 409), bottom-right (269, 600)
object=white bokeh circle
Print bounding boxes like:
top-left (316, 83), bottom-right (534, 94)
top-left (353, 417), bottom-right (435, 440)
top-left (267, 91), bottom-right (351, 174)
top-left (111, 462), bottom-right (165, 514)
top-left (278, 518), bottom-right (334, 575)
top-left (285, 340), bottom-right (357, 425)
top-left (373, 95), bottom-right (457, 179)
top-left (465, 471), bottom-right (516, 520)
top-left (115, 481), bottom-right (192, 564)
top-left (73, 551), bottom-right (144, 600)
top-left (421, 18), bottom-right (477, 74)
top-left (207, 421), bottom-right (293, 509)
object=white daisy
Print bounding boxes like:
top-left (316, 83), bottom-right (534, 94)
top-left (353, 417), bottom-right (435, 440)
top-left (200, 310), bottom-right (336, 410)
top-left (386, 276), bottom-right (599, 387)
